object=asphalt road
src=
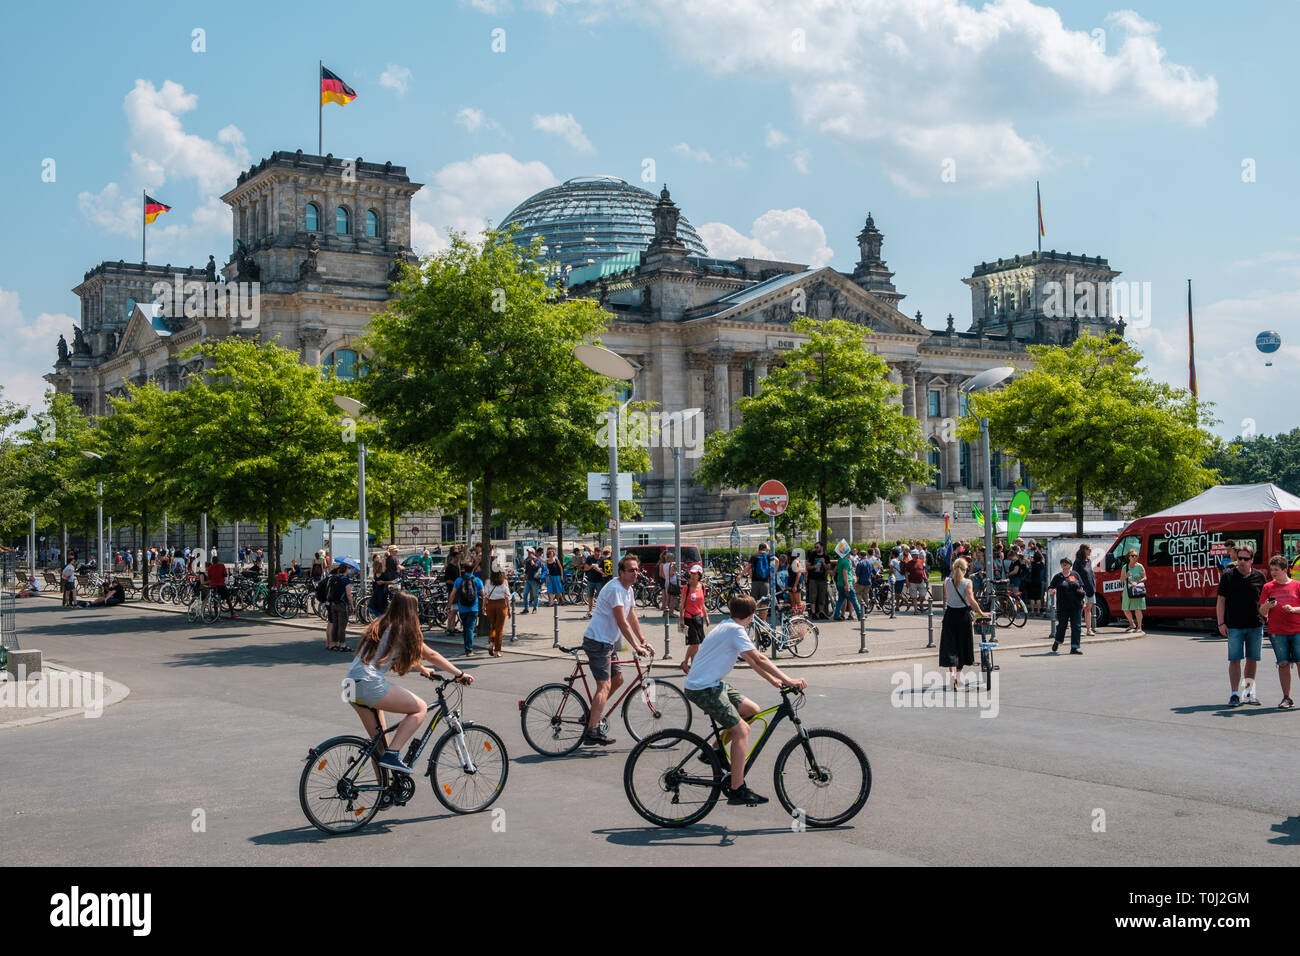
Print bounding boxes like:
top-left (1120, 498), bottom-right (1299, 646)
top-left (3, 599), bottom-right (1298, 866)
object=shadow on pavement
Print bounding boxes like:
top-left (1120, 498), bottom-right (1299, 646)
top-left (1169, 702), bottom-right (1275, 717)
top-left (512, 750), bottom-right (610, 765)
top-left (1268, 816), bottom-right (1300, 845)
top-left (594, 824), bottom-right (849, 847)
top-left (251, 811), bottom-right (457, 845)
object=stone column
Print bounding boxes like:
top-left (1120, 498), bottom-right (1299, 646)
top-left (1008, 458), bottom-right (1021, 488)
top-left (945, 382), bottom-right (960, 489)
top-left (900, 361), bottom-right (918, 420)
top-left (886, 363), bottom-right (904, 406)
top-left (299, 327), bottom-right (327, 366)
top-left (754, 357), bottom-right (769, 395)
top-left (709, 348), bottom-right (731, 431)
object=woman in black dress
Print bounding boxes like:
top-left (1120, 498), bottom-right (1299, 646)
top-left (939, 558), bottom-right (990, 689)
top-left (1023, 543), bottom-right (1045, 616)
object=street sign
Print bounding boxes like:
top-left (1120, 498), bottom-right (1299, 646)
top-left (410, 526), bottom-right (420, 535)
top-left (588, 472), bottom-right (633, 501)
top-left (757, 479), bottom-right (789, 517)
top-left (606, 517), bottom-right (619, 531)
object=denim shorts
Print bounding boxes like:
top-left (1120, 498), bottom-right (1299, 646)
top-left (582, 637), bottom-right (621, 682)
top-left (1269, 633), bottom-right (1300, 665)
top-left (1227, 626), bottom-right (1263, 662)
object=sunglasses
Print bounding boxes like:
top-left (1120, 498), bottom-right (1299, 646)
top-left (1237, 556), bottom-right (1253, 562)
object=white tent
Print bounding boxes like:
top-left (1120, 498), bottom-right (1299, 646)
top-left (1141, 483), bottom-right (1300, 519)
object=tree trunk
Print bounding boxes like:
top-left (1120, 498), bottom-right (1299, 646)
top-left (480, 478), bottom-right (493, 567)
top-left (1075, 475), bottom-right (1085, 537)
top-left (267, 506), bottom-right (278, 612)
top-left (819, 486), bottom-right (828, 547)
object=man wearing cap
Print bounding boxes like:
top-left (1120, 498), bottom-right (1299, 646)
top-left (749, 543), bottom-right (774, 623)
top-left (522, 547), bottom-right (543, 612)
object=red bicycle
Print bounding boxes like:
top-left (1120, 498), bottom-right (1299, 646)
top-left (518, 645), bottom-right (692, 755)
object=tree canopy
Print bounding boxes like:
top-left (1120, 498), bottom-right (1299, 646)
top-left (1205, 428), bottom-right (1300, 495)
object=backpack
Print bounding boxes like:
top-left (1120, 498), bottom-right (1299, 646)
top-left (315, 575), bottom-right (331, 603)
top-left (530, 559), bottom-right (546, 581)
top-left (326, 575), bottom-right (348, 605)
top-left (754, 552), bottom-right (771, 581)
top-left (458, 575), bottom-right (480, 606)
top-left (855, 560), bottom-right (874, 586)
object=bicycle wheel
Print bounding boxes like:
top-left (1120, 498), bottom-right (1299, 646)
top-left (201, 594), bottom-right (220, 625)
top-left (428, 722), bottom-right (509, 814)
top-left (980, 647), bottom-right (993, 691)
top-left (520, 683), bottom-right (590, 756)
top-left (159, 582), bottom-right (176, 604)
top-left (1011, 596), bottom-right (1028, 628)
top-left (994, 596), bottom-right (1014, 630)
top-left (784, 619), bottom-right (820, 659)
top-left (624, 728), bottom-right (723, 828)
top-left (622, 677), bottom-right (692, 744)
top-left (273, 591), bottom-right (295, 619)
top-left (299, 735), bottom-right (387, 834)
top-left (773, 728), bottom-right (871, 828)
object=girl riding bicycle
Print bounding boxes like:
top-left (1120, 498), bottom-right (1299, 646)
top-left (345, 590), bottom-right (473, 774)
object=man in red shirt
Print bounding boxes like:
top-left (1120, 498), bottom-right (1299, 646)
top-left (1261, 555), bottom-right (1300, 708)
top-left (206, 557), bottom-right (237, 619)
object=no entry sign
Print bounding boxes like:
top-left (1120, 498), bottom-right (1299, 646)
top-left (758, 479), bottom-right (789, 517)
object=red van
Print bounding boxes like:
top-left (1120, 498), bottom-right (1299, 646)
top-left (1094, 484), bottom-right (1300, 626)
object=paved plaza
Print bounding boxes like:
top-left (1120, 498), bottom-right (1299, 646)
top-left (3, 596), bottom-right (1298, 866)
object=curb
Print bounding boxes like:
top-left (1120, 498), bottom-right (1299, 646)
top-left (0, 662), bottom-right (131, 730)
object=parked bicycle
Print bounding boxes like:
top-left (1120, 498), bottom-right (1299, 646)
top-left (623, 685), bottom-right (870, 828)
top-left (748, 605), bottom-right (819, 659)
top-left (519, 645), bottom-right (692, 756)
top-left (299, 674), bottom-right (508, 835)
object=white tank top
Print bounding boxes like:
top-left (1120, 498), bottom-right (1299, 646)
top-left (944, 577), bottom-right (968, 609)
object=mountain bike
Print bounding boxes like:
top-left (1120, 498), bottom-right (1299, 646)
top-left (748, 605), bottom-right (818, 659)
top-left (299, 675), bottom-right (508, 835)
top-left (519, 646), bottom-right (692, 756)
top-left (624, 685), bottom-right (870, 828)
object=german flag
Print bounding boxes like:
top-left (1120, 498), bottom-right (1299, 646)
top-left (320, 66), bottom-right (357, 107)
top-left (144, 195), bottom-right (171, 224)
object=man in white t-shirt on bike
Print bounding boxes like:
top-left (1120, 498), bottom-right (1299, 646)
top-left (682, 594), bottom-right (807, 807)
top-left (581, 554), bottom-right (655, 746)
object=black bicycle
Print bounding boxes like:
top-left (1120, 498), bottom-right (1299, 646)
top-left (299, 674), bottom-right (508, 835)
top-left (623, 686), bottom-right (870, 828)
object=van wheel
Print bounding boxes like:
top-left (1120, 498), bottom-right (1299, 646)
top-left (1094, 601), bottom-right (1111, 628)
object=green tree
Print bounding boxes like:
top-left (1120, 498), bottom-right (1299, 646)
top-left (11, 391), bottom-right (97, 557)
top-left (93, 383), bottom-right (177, 556)
top-left (959, 332), bottom-right (1219, 535)
top-left (695, 318), bottom-right (932, 543)
top-left (360, 227), bottom-right (629, 560)
top-left (1205, 429), bottom-right (1300, 495)
top-left (0, 384), bottom-right (34, 541)
top-left (167, 338), bottom-right (355, 573)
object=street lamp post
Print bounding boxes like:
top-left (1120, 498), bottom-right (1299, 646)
top-left (574, 345), bottom-right (636, 563)
top-left (961, 366), bottom-right (1015, 646)
top-left (82, 452), bottom-right (104, 571)
top-left (334, 396), bottom-right (372, 602)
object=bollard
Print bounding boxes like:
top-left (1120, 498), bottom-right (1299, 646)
top-left (552, 598), bottom-right (559, 649)
top-left (662, 602), bottom-right (672, 661)
top-left (927, 590), bottom-right (935, 649)
top-left (510, 590), bottom-right (517, 645)
top-left (857, 605), bottom-right (868, 654)
top-left (1048, 593), bottom-right (1056, 647)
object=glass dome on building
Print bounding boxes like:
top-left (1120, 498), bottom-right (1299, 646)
top-left (501, 175), bottom-right (708, 274)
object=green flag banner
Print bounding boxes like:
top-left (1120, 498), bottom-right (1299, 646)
top-left (1006, 489), bottom-right (1032, 543)
top-left (972, 503), bottom-right (983, 528)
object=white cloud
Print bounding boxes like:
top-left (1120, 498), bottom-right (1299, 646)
top-left (0, 287), bottom-right (75, 414)
top-left (380, 64), bottom-right (413, 95)
top-left (673, 142), bottom-right (713, 164)
top-left (409, 153), bottom-right (559, 254)
top-left (697, 207), bottom-right (832, 267)
top-left (792, 149), bottom-right (811, 174)
top-left (1128, 286), bottom-right (1297, 439)
top-left (456, 106), bottom-right (506, 136)
top-left (120, 79), bottom-right (250, 195)
top-left (533, 112), bottom-right (595, 153)
top-left (581, 0), bottom-right (1216, 192)
top-left (78, 182), bottom-right (138, 237)
top-left (764, 124), bottom-right (788, 148)
top-left (725, 153), bottom-right (750, 169)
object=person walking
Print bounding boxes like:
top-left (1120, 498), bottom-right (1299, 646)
top-left (905, 547), bottom-right (928, 612)
top-left (544, 548), bottom-right (566, 608)
top-left (521, 547), bottom-right (543, 613)
top-left (939, 558), bottom-right (988, 689)
top-left (310, 551), bottom-right (325, 583)
top-left (677, 564), bottom-right (711, 674)
top-left (807, 542), bottom-right (830, 620)
top-left (749, 543), bottom-right (774, 622)
top-left (788, 549), bottom-right (806, 615)
top-left (451, 562), bottom-right (482, 656)
top-left (1217, 544), bottom-right (1265, 707)
top-left (583, 544), bottom-right (603, 620)
top-left (369, 552), bottom-right (387, 617)
top-left (834, 545), bottom-right (864, 622)
top-left (1120, 548), bottom-right (1147, 634)
top-left (1048, 558), bottom-right (1086, 654)
top-left (61, 557), bottom-right (77, 607)
top-left (443, 548), bottom-right (462, 634)
top-left (1024, 543), bottom-right (1045, 617)
top-left (483, 569), bottom-right (511, 657)
top-left (1073, 544), bottom-right (1098, 636)
top-left (1261, 555), bottom-right (1300, 708)
top-left (325, 560), bottom-right (355, 652)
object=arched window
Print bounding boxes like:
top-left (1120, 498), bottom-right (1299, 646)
top-left (365, 209), bottom-right (379, 238)
top-left (336, 206), bottom-right (350, 235)
top-left (326, 349), bottom-right (359, 380)
top-left (305, 203), bottom-right (319, 232)
top-left (928, 442), bottom-right (943, 489)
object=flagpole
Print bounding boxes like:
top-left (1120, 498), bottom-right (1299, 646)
top-left (1188, 279), bottom-right (1197, 400)
top-left (142, 188), bottom-right (146, 263)
top-left (1036, 181), bottom-right (1042, 254)
top-left (318, 59), bottom-right (322, 155)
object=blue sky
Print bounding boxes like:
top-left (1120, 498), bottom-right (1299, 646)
top-left (1, 0), bottom-right (1295, 441)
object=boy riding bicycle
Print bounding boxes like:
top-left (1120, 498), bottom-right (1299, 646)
top-left (682, 594), bottom-right (807, 806)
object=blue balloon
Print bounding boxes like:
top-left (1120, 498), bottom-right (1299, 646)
top-left (1257, 331), bottom-right (1281, 354)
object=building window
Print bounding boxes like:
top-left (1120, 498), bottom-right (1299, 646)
top-left (742, 361), bottom-right (755, 398)
top-left (958, 391), bottom-right (968, 418)
top-left (125, 297), bottom-right (136, 318)
top-left (326, 349), bottom-right (359, 380)
top-left (927, 389), bottom-right (941, 418)
top-left (441, 516), bottom-right (458, 542)
top-left (960, 442), bottom-right (971, 489)
top-left (366, 209), bottom-right (379, 238)
top-left (990, 450), bottom-right (1002, 489)
top-left (928, 442), bottom-right (943, 489)
top-left (305, 203), bottom-right (320, 232)
top-left (336, 206), bottom-right (350, 235)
